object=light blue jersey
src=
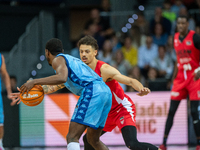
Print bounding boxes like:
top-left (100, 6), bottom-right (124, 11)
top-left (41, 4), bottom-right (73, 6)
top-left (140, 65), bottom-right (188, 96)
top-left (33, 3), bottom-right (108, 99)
top-left (56, 54), bottom-right (112, 129)
top-left (0, 53), bottom-right (4, 125)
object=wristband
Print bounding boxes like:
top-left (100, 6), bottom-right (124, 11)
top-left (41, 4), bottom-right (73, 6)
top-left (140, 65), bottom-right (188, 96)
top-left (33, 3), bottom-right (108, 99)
top-left (194, 67), bottom-right (200, 74)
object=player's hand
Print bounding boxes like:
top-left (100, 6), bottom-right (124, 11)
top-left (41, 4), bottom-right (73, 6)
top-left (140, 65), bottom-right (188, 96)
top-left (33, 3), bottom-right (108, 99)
top-left (137, 87), bottom-right (151, 96)
top-left (9, 87), bottom-right (21, 105)
top-left (20, 80), bottom-right (35, 97)
top-left (194, 70), bottom-right (200, 81)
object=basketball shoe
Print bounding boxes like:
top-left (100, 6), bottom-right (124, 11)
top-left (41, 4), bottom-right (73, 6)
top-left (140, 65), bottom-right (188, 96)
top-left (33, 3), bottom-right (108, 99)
top-left (196, 145), bottom-right (200, 150)
top-left (159, 144), bottom-right (167, 150)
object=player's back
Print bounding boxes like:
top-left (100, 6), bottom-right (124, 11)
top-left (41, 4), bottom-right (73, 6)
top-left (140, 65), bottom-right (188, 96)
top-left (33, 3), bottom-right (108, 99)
top-left (57, 54), bottom-right (103, 96)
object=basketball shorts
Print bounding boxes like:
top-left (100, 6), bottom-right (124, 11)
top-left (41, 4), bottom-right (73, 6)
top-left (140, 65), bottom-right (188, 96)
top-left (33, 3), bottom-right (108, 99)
top-left (103, 95), bottom-right (136, 132)
top-left (171, 73), bottom-right (200, 100)
top-left (0, 94), bottom-right (4, 125)
top-left (71, 81), bottom-right (112, 129)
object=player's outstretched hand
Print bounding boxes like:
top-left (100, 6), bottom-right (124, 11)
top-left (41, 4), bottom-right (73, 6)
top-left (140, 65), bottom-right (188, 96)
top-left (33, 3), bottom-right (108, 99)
top-left (10, 87), bottom-right (21, 105)
top-left (137, 87), bottom-right (151, 96)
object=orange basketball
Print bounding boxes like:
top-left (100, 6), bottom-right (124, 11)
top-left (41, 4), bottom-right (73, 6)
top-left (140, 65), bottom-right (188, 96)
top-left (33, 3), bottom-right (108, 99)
top-left (20, 85), bottom-right (44, 106)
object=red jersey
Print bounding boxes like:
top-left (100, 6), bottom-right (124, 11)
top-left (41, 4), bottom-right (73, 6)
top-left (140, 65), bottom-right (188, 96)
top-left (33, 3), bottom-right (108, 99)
top-left (95, 60), bottom-right (132, 114)
top-left (174, 30), bottom-right (200, 76)
top-left (171, 30), bottom-right (200, 100)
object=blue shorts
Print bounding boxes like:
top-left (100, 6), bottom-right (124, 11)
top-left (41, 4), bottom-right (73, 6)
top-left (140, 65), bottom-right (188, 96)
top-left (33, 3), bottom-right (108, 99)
top-left (0, 94), bottom-right (4, 125)
top-left (71, 81), bottom-right (112, 129)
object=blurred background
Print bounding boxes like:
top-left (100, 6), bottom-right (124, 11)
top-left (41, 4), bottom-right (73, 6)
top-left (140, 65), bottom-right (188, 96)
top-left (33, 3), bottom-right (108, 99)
top-left (0, 0), bottom-right (200, 149)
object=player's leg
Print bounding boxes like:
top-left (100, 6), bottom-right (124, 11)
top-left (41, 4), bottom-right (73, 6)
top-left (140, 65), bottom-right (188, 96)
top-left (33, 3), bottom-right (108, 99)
top-left (121, 125), bottom-right (160, 150)
top-left (66, 121), bottom-right (87, 150)
top-left (86, 128), bottom-right (108, 150)
top-left (0, 126), bottom-right (4, 150)
top-left (83, 131), bottom-right (106, 150)
top-left (160, 100), bottom-right (181, 148)
top-left (0, 96), bottom-right (4, 150)
top-left (190, 101), bottom-right (200, 148)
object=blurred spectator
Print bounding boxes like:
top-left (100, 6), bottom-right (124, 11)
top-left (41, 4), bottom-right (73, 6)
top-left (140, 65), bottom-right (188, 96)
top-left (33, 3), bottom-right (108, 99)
top-left (97, 39), bottom-right (113, 64)
top-left (70, 40), bottom-right (80, 58)
top-left (99, 0), bottom-right (111, 12)
top-left (166, 35), bottom-right (176, 63)
top-left (129, 25), bottom-right (146, 49)
top-left (196, 26), bottom-right (200, 35)
top-left (138, 35), bottom-right (158, 78)
top-left (134, 11), bottom-right (150, 35)
top-left (171, 7), bottom-right (196, 34)
top-left (162, 0), bottom-right (177, 23)
top-left (121, 36), bottom-right (138, 66)
top-left (150, 45), bottom-right (174, 79)
top-left (147, 67), bottom-right (168, 91)
top-left (150, 7), bottom-right (172, 35)
top-left (126, 66), bottom-right (146, 92)
top-left (110, 33), bottom-right (122, 53)
top-left (85, 8), bottom-right (114, 38)
top-left (82, 20), bottom-right (105, 50)
top-left (147, 67), bottom-right (158, 81)
top-left (110, 50), bottom-right (132, 76)
top-left (152, 23), bottom-right (168, 46)
top-left (170, 0), bottom-right (186, 16)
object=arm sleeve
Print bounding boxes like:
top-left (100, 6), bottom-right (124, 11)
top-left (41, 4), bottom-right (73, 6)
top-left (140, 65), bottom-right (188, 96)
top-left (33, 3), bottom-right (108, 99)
top-left (193, 33), bottom-right (200, 50)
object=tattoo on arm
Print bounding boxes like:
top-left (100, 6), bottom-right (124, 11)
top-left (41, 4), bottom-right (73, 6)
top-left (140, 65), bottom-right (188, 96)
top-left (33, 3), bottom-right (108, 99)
top-left (42, 84), bottom-right (65, 94)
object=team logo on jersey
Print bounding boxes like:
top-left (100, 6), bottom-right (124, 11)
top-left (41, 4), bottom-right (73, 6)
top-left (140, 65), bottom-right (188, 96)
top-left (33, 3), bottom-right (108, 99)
top-left (171, 91), bottom-right (180, 97)
top-left (186, 40), bottom-right (192, 45)
top-left (120, 116), bottom-right (124, 124)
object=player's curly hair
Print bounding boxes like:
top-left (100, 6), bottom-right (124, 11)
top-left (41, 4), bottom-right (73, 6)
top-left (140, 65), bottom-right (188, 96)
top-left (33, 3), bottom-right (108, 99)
top-left (45, 38), bottom-right (64, 55)
top-left (78, 35), bottom-right (99, 50)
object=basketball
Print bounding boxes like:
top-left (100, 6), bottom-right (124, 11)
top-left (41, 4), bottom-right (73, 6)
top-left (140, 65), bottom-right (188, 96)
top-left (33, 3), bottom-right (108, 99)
top-left (20, 85), bottom-right (44, 106)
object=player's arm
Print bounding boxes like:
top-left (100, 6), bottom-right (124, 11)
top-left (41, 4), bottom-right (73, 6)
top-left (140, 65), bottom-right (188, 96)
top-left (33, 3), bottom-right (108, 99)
top-left (101, 64), bottom-right (150, 96)
top-left (20, 56), bottom-right (68, 95)
top-left (1, 55), bottom-right (12, 99)
top-left (171, 61), bottom-right (178, 82)
top-left (193, 33), bottom-right (200, 80)
top-left (42, 84), bottom-right (65, 94)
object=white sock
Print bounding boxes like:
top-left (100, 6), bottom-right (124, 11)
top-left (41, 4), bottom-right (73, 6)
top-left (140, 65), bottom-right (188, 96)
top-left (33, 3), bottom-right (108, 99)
top-left (67, 142), bottom-right (80, 150)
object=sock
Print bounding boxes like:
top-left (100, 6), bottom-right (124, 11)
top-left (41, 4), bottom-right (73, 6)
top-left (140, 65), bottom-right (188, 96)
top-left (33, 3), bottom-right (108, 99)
top-left (67, 142), bottom-right (80, 150)
top-left (163, 137), bottom-right (167, 146)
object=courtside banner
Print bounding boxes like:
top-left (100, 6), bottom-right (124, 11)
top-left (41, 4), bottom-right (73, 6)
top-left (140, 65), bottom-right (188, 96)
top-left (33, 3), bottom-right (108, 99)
top-left (20, 91), bottom-right (187, 146)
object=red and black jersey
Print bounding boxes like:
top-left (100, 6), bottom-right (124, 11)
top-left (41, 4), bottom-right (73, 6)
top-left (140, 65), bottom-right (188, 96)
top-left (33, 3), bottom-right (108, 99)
top-left (95, 60), bottom-right (133, 115)
top-left (174, 30), bottom-right (200, 73)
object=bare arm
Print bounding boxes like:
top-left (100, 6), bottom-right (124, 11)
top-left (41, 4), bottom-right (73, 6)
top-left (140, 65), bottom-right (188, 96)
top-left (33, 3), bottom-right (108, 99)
top-left (20, 56), bottom-right (68, 95)
top-left (101, 64), bottom-right (150, 95)
top-left (42, 84), bottom-right (65, 94)
top-left (171, 61), bottom-right (178, 82)
top-left (1, 55), bottom-right (12, 98)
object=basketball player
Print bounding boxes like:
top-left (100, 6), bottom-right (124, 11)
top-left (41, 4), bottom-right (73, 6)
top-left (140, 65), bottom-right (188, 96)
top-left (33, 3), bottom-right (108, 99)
top-left (0, 54), bottom-right (15, 150)
top-left (159, 15), bottom-right (200, 150)
top-left (78, 35), bottom-right (161, 150)
top-left (12, 38), bottom-right (112, 150)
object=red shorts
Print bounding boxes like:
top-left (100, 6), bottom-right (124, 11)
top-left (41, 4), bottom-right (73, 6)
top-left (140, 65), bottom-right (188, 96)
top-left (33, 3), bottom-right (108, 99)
top-left (103, 96), bottom-right (136, 132)
top-left (171, 72), bottom-right (200, 100)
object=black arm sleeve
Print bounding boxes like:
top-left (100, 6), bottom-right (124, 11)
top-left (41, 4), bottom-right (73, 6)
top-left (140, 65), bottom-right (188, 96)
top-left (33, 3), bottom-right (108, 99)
top-left (193, 33), bottom-right (200, 50)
